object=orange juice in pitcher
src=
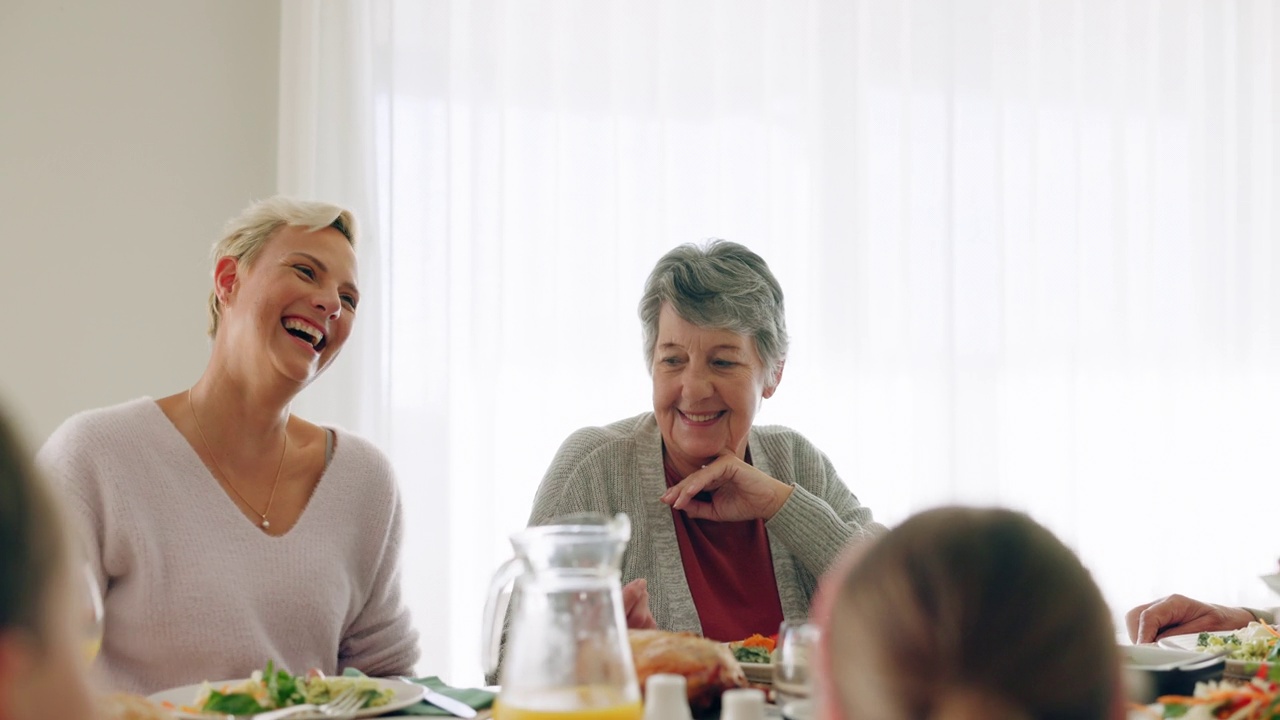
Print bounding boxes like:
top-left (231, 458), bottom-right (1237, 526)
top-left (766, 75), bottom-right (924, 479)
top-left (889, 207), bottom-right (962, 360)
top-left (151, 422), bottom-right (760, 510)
top-left (483, 514), bottom-right (642, 720)
top-left (493, 686), bottom-right (642, 720)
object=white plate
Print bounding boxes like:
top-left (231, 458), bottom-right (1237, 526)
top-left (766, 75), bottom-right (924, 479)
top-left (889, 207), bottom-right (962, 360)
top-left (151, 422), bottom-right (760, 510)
top-left (739, 661), bottom-right (773, 685)
top-left (723, 643), bottom-right (774, 685)
top-left (148, 677), bottom-right (425, 719)
top-left (1157, 631), bottom-right (1271, 679)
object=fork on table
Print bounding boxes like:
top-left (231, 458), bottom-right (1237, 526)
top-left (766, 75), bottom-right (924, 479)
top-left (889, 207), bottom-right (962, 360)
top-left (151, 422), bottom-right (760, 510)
top-left (227, 685), bottom-right (367, 720)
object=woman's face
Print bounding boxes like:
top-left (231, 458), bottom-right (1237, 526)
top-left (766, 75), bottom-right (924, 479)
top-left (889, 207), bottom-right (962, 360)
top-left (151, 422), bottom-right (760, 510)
top-left (651, 303), bottom-right (779, 476)
top-left (2, 566), bottom-right (99, 720)
top-left (215, 225), bottom-right (360, 386)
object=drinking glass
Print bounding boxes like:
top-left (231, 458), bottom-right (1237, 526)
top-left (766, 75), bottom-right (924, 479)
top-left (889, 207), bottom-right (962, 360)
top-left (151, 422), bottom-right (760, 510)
top-left (772, 621), bottom-right (820, 706)
top-left (80, 564), bottom-right (104, 663)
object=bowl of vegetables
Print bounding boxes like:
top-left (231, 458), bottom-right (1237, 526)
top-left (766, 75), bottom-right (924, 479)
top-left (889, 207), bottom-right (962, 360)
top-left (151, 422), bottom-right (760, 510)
top-left (727, 633), bottom-right (777, 685)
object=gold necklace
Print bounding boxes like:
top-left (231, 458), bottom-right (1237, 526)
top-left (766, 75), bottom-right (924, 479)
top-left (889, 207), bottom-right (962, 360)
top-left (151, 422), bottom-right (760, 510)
top-left (187, 390), bottom-right (287, 529)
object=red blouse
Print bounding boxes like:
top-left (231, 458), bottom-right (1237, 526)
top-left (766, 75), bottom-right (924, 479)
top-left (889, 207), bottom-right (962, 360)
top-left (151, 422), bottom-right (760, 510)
top-left (663, 457), bottom-right (786, 641)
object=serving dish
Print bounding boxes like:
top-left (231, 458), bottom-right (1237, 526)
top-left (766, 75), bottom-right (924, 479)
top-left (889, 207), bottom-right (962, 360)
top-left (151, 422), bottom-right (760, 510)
top-left (1122, 644), bottom-right (1227, 702)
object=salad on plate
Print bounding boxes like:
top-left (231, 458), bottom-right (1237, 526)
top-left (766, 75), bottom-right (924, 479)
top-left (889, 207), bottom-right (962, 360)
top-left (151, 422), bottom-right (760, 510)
top-left (1138, 672), bottom-right (1280, 719)
top-left (1137, 622), bottom-right (1280, 718)
top-left (1194, 622), bottom-right (1280, 663)
top-left (171, 661), bottom-right (392, 716)
top-left (727, 633), bottom-right (776, 665)
top-left (724, 633), bottom-right (777, 685)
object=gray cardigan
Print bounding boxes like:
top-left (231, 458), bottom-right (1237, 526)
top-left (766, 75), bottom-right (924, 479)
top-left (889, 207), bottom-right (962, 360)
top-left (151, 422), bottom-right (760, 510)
top-left (529, 412), bottom-right (886, 635)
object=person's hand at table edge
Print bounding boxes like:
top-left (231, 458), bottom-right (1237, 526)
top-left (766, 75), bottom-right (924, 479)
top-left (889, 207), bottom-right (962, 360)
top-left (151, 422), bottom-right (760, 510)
top-left (622, 578), bottom-right (658, 629)
top-left (1125, 593), bottom-right (1262, 643)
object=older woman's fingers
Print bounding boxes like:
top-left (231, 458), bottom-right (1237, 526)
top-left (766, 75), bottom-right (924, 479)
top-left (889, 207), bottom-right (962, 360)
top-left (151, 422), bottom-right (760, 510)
top-left (622, 578), bottom-right (658, 629)
top-left (1126, 595), bottom-right (1253, 644)
top-left (1150, 604), bottom-right (1254, 641)
top-left (660, 463), bottom-right (727, 509)
top-left (1124, 601), bottom-right (1155, 643)
top-left (1131, 595), bottom-right (1203, 644)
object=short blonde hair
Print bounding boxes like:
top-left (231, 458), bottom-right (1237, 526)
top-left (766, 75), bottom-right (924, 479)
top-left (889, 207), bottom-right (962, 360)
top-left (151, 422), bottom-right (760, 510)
top-left (206, 196), bottom-right (357, 338)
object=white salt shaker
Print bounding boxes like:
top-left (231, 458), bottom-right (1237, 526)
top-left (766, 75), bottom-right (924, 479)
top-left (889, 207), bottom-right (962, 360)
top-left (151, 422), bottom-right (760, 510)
top-left (720, 688), bottom-right (767, 720)
top-left (643, 673), bottom-right (693, 720)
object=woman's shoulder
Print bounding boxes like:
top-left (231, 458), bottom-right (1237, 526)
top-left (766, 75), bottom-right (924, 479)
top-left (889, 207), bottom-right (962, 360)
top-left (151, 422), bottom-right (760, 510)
top-left (41, 396), bottom-right (164, 451)
top-left (750, 423), bottom-right (834, 467)
top-left (325, 426), bottom-right (395, 478)
top-left (555, 412), bottom-right (656, 457)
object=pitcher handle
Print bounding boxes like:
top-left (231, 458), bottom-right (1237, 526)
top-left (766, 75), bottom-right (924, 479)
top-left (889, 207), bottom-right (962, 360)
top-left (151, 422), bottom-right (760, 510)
top-left (481, 556), bottom-right (524, 677)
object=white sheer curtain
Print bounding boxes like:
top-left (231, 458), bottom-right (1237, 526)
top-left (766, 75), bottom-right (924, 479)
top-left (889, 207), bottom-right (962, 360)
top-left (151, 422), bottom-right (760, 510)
top-left (279, 0), bottom-right (1279, 685)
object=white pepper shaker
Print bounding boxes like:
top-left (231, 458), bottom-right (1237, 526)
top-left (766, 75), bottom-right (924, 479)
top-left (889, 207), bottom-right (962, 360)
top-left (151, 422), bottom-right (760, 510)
top-left (720, 688), bottom-right (767, 720)
top-left (643, 673), bottom-right (693, 720)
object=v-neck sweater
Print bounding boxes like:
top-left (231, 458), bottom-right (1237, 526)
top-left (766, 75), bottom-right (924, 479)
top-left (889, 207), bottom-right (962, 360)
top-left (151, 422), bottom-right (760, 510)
top-left (37, 397), bottom-right (419, 694)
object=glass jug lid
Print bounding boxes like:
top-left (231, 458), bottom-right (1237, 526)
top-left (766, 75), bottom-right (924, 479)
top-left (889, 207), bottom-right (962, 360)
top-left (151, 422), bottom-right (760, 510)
top-left (511, 512), bottom-right (631, 576)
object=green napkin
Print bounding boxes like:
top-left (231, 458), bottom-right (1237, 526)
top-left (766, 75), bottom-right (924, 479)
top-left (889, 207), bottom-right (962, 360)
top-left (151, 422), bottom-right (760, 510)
top-left (343, 669), bottom-right (496, 716)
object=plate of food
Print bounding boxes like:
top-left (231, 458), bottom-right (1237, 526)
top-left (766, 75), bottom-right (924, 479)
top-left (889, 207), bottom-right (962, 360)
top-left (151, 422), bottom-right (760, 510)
top-left (726, 633), bottom-right (777, 685)
top-left (629, 629), bottom-right (752, 714)
top-left (1136, 674), bottom-right (1280, 719)
top-left (148, 661), bottom-right (424, 719)
top-left (1157, 621), bottom-right (1280, 679)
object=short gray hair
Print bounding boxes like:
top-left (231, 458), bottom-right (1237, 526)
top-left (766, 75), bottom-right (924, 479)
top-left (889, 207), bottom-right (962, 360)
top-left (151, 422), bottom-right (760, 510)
top-left (639, 240), bottom-right (788, 387)
top-left (206, 196), bottom-right (357, 338)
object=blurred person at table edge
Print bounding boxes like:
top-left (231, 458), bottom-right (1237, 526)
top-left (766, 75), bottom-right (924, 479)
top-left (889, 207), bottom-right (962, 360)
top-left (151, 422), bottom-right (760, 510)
top-left (528, 240), bottom-right (885, 641)
top-left (813, 506), bottom-right (1125, 720)
top-left (1126, 593), bottom-right (1277, 644)
top-left (0, 404), bottom-right (100, 720)
top-left (37, 197), bottom-right (419, 695)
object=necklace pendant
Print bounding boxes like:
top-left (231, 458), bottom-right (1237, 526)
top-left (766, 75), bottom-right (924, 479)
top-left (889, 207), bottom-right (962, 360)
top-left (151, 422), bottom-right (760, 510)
top-left (261, 519), bottom-right (271, 529)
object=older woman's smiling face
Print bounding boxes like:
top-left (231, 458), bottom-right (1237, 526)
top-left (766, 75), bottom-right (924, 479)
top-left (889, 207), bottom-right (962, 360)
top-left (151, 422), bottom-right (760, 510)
top-left (652, 303), bottom-right (780, 478)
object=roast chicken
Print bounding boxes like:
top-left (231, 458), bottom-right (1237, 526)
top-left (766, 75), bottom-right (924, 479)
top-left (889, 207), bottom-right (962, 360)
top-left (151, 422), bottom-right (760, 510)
top-left (628, 629), bottom-right (749, 713)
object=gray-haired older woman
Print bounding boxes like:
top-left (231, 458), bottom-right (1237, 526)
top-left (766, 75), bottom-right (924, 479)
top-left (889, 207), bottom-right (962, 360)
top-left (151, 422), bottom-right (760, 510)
top-left (528, 240), bottom-right (885, 641)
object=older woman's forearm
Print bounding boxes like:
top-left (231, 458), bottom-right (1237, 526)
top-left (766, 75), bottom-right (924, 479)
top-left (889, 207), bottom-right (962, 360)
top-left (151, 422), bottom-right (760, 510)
top-left (766, 485), bottom-right (882, 578)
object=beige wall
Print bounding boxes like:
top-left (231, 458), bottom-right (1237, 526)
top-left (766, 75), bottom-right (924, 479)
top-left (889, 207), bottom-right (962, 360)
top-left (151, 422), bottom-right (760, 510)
top-left (0, 0), bottom-right (280, 443)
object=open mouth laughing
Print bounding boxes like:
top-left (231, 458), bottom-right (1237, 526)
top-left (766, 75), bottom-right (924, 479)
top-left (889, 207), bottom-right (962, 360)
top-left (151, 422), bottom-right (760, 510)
top-left (282, 317), bottom-right (327, 352)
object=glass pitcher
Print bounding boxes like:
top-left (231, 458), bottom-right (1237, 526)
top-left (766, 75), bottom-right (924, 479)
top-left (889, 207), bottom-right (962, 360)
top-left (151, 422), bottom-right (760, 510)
top-left (482, 513), bottom-right (642, 720)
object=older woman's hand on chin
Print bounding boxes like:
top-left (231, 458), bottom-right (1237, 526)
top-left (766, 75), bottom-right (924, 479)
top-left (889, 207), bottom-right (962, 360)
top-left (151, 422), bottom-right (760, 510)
top-left (1125, 594), bottom-right (1256, 643)
top-left (659, 449), bottom-right (795, 521)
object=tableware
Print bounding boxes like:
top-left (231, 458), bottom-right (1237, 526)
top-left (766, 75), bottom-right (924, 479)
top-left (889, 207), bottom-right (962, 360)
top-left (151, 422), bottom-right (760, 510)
top-left (720, 644), bottom-right (773, 685)
top-left (641, 674), bottom-right (692, 720)
top-left (389, 677), bottom-right (477, 718)
top-left (1121, 645), bottom-right (1227, 703)
top-left (1157, 631), bottom-right (1267, 680)
top-left (147, 677), bottom-right (425, 719)
top-left (482, 512), bottom-right (642, 720)
top-left (772, 622), bottom-right (819, 706)
top-left (780, 699), bottom-right (813, 720)
top-left (720, 688), bottom-right (766, 720)
top-left (738, 660), bottom-right (773, 686)
top-left (245, 687), bottom-right (364, 720)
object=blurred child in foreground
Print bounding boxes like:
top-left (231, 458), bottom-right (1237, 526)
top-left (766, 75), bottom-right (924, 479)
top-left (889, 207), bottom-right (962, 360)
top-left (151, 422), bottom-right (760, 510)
top-left (0, 405), bottom-right (100, 720)
top-left (814, 506), bottom-right (1125, 720)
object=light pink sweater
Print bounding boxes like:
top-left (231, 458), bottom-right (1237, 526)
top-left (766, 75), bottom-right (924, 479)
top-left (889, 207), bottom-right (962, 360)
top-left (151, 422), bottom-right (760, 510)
top-left (38, 397), bottom-right (420, 695)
